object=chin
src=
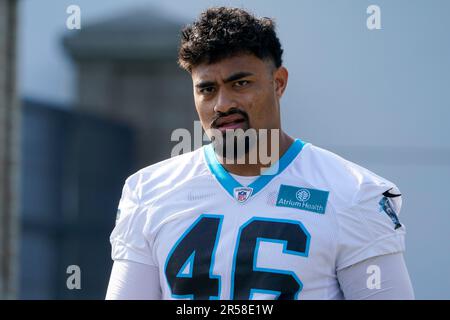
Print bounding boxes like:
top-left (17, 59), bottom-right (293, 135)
top-left (212, 129), bottom-right (257, 161)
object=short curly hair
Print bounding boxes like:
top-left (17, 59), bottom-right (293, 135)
top-left (178, 7), bottom-right (283, 72)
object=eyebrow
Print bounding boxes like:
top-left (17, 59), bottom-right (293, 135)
top-left (195, 71), bottom-right (254, 89)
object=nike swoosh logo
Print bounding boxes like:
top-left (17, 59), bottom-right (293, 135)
top-left (383, 188), bottom-right (401, 198)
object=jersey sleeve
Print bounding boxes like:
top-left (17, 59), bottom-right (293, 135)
top-left (109, 177), bottom-right (157, 267)
top-left (106, 260), bottom-right (161, 300)
top-left (337, 252), bottom-right (414, 299)
top-left (335, 176), bottom-right (406, 271)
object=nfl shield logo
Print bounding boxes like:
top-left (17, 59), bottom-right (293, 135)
top-left (233, 187), bottom-right (253, 204)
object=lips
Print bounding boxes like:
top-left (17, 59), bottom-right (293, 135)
top-left (214, 114), bottom-right (247, 131)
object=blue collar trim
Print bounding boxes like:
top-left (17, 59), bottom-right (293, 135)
top-left (204, 139), bottom-right (305, 200)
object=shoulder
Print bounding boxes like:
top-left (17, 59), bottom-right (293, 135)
top-left (123, 147), bottom-right (209, 202)
top-left (297, 143), bottom-right (399, 208)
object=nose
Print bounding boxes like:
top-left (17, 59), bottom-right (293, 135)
top-left (213, 88), bottom-right (237, 114)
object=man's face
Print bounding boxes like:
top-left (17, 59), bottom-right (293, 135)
top-left (191, 53), bottom-right (288, 157)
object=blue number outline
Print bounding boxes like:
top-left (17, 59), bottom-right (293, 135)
top-left (164, 214), bottom-right (223, 300)
top-left (230, 217), bottom-right (311, 300)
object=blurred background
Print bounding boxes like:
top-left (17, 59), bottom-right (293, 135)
top-left (0, 0), bottom-right (449, 299)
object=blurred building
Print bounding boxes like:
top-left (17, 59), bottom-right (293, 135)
top-left (20, 99), bottom-right (134, 299)
top-left (16, 0), bottom-right (450, 300)
top-left (0, 0), bottom-right (19, 299)
top-left (17, 8), bottom-right (199, 299)
top-left (63, 9), bottom-right (198, 169)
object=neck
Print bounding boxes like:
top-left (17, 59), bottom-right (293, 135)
top-left (218, 130), bottom-right (294, 176)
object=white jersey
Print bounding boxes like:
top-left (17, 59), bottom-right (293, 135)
top-left (110, 139), bottom-right (406, 300)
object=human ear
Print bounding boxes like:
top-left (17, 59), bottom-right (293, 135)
top-left (274, 66), bottom-right (288, 98)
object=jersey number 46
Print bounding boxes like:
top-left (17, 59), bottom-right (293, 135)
top-left (165, 214), bottom-right (310, 300)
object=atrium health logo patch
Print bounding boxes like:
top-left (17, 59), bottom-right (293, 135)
top-left (295, 189), bottom-right (311, 202)
top-left (277, 185), bottom-right (329, 214)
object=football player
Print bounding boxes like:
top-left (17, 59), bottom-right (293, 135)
top-left (106, 7), bottom-right (414, 300)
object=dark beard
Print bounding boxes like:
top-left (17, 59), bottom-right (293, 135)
top-left (212, 130), bottom-right (257, 162)
top-left (210, 108), bottom-right (255, 162)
